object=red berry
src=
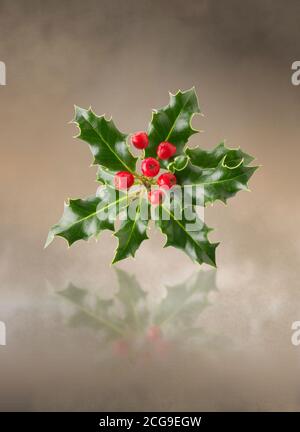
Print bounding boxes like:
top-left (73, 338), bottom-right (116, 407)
top-left (148, 189), bottom-right (165, 205)
top-left (114, 171), bottom-right (134, 190)
top-left (157, 172), bottom-right (177, 189)
top-left (141, 157), bottom-right (160, 177)
top-left (131, 131), bottom-right (149, 149)
top-left (157, 142), bottom-right (176, 160)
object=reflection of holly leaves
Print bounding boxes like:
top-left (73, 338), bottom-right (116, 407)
top-left (59, 283), bottom-right (124, 341)
top-left (114, 268), bottom-right (148, 331)
top-left (58, 269), bottom-right (217, 345)
top-left (153, 271), bottom-right (217, 328)
top-left (58, 269), bottom-right (148, 340)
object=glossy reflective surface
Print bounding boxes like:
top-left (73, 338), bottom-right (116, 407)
top-left (1, 256), bottom-right (300, 411)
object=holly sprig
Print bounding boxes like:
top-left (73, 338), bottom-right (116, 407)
top-left (46, 88), bottom-right (257, 266)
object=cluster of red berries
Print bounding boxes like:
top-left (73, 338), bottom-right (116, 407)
top-left (114, 131), bottom-right (177, 205)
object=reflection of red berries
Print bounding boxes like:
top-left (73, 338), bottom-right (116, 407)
top-left (114, 171), bottom-right (134, 190)
top-left (147, 325), bottom-right (162, 341)
top-left (131, 131), bottom-right (149, 149)
top-left (157, 172), bottom-right (177, 189)
top-left (113, 340), bottom-right (129, 357)
top-left (148, 189), bottom-right (165, 205)
top-left (141, 157), bottom-right (160, 177)
top-left (157, 142), bottom-right (176, 160)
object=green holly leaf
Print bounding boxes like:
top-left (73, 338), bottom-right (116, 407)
top-left (73, 106), bottom-right (137, 172)
top-left (146, 88), bottom-right (200, 163)
top-left (45, 187), bottom-right (131, 247)
top-left (176, 145), bottom-right (257, 205)
top-left (186, 141), bottom-right (254, 168)
top-left (96, 166), bottom-right (117, 186)
top-left (156, 201), bottom-right (218, 266)
top-left (112, 197), bottom-right (149, 263)
top-left (168, 155), bottom-right (189, 172)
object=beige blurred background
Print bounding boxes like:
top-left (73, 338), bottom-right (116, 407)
top-left (0, 0), bottom-right (300, 411)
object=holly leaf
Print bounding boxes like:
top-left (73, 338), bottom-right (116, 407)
top-left (96, 166), bottom-right (117, 186)
top-left (176, 144), bottom-right (257, 205)
top-left (146, 88), bottom-right (200, 163)
top-left (156, 201), bottom-right (218, 266)
top-left (168, 155), bottom-right (189, 172)
top-left (186, 141), bottom-right (254, 168)
top-left (112, 197), bottom-right (149, 263)
top-left (45, 187), bottom-right (132, 247)
top-left (73, 106), bottom-right (137, 172)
